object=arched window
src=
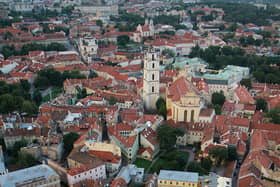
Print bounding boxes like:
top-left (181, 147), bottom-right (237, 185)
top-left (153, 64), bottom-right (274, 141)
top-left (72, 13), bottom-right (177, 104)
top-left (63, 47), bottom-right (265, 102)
top-left (152, 74), bottom-right (154, 80)
top-left (152, 63), bottom-right (155, 68)
top-left (191, 110), bottom-right (195, 122)
top-left (184, 110), bottom-right (188, 122)
top-left (152, 86), bottom-right (154, 93)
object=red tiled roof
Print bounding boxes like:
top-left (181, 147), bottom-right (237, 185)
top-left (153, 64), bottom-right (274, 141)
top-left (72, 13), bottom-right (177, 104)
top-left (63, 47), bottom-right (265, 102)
top-left (235, 86), bottom-right (255, 104)
top-left (167, 77), bottom-right (200, 102)
top-left (89, 150), bottom-right (121, 164)
top-left (67, 165), bottom-right (90, 176)
top-left (108, 124), bottom-right (137, 148)
top-left (199, 108), bottom-right (214, 117)
top-left (111, 177), bottom-right (127, 187)
top-left (141, 127), bottom-right (158, 146)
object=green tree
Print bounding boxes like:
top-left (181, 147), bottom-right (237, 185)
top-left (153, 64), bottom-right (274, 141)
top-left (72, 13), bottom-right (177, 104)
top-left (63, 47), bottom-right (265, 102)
top-left (4, 31), bottom-right (13, 40)
top-left (96, 20), bottom-right (103, 28)
top-left (201, 157), bottom-right (212, 171)
top-left (267, 106), bottom-right (280, 124)
top-left (33, 89), bottom-right (42, 105)
top-left (162, 49), bottom-right (175, 57)
top-left (21, 100), bottom-right (37, 115)
top-left (209, 147), bottom-right (228, 166)
top-left (11, 139), bottom-right (28, 157)
top-left (187, 161), bottom-right (208, 175)
top-left (63, 132), bottom-right (80, 157)
top-left (117, 35), bottom-right (130, 47)
top-left (253, 71), bottom-right (266, 83)
top-left (214, 105), bottom-right (222, 115)
top-left (88, 70), bottom-right (98, 78)
top-left (256, 98), bottom-right (268, 112)
top-left (156, 97), bottom-right (167, 119)
top-left (227, 146), bottom-right (237, 161)
top-left (240, 78), bottom-right (252, 90)
top-left (108, 96), bottom-right (117, 105)
top-left (211, 92), bottom-right (225, 106)
top-left (77, 88), bottom-right (87, 99)
top-left (157, 123), bottom-right (184, 150)
top-left (61, 5), bottom-right (74, 15)
top-left (17, 151), bottom-right (36, 168)
top-left (20, 79), bottom-right (30, 91)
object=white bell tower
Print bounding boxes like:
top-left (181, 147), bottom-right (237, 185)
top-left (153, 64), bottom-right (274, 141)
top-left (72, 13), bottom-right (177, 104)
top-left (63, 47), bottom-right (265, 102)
top-left (143, 50), bottom-right (160, 111)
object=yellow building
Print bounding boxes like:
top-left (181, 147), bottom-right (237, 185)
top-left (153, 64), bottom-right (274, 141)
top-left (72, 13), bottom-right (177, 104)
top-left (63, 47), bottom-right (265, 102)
top-left (158, 170), bottom-right (200, 187)
top-left (166, 76), bottom-right (202, 123)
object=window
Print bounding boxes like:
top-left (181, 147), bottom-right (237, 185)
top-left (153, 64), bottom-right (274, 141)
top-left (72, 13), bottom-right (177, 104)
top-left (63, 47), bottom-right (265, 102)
top-left (152, 74), bottom-right (154, 80)
top-left (152, 54), bottom-right (154, 60)
top-left (152, 63), bottom-right (155, 68)
top-left (152, 86), bottom-right (154, 93)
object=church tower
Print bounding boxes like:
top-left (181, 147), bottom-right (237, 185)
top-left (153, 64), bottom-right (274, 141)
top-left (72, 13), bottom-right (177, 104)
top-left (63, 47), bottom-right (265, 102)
top-left (143, 50), bottom-right (160, 111)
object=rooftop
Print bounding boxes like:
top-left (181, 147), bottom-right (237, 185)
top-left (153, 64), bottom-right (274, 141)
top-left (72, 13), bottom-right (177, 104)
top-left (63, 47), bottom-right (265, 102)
top-left (0, 164), bottom-right (59, 186)
top-left (158, 170), bottom-right (199, 182)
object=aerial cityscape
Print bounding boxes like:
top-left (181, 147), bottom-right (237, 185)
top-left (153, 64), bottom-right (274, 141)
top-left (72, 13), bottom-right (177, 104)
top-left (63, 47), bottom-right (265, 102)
top-left (0, 0), bottom-right (279, 186)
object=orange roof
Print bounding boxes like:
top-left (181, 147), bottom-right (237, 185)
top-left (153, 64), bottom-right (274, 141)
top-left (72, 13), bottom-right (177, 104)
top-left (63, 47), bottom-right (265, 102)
top-left (108, 125), bottom-right (137, 148)
top-left (167, 77), bottom-right (200, 102)
top-left (89, 150), bottom-right (121, 164)
top-left (111, 177), bottom-right (127, 187)
top-left (141, 128), bottom-right (158, 146)
top-left (267, 96), bottom-right (280, 109)
top-left (235, 86), bottom-right (255, 104)
top-left (67, 165), bottom-right (89, 176)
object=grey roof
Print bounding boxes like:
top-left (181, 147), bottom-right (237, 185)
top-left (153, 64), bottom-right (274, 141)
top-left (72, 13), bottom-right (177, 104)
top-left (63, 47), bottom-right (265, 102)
top-left (0, 164), bottom-right (59, 187)
top-left (158, 170), bottom-right (199, 182)
top-left (205, 79), bottom-right (228, 85)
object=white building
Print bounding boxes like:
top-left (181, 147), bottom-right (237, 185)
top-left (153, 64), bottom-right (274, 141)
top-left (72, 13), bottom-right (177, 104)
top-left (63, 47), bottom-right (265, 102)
top-left (0, 164), bottom-right (61, 187)
top-left (0, 146), bottom-right (6, 176)
top-left (143, 50), bottom-right (160, 111)
top-left (78, 37), bottom-right (98, 63)
top-left (9, 0), bottom-right (34, 12)
top-left (133, 19), bottom-right (155, 42)
top-left (114, 164), bottom-right (144, 184)
top-left (67, 164), bottom-right (106, 186)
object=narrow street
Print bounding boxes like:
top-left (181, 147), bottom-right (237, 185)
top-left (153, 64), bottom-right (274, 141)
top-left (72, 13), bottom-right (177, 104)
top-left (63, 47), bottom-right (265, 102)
top-left (232, 135), bottom-right (251, 187)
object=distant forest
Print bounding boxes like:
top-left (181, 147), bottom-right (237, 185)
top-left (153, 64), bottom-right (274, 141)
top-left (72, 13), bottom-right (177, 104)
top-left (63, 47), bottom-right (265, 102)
top-left (202, 0), bottom-right (280, 4)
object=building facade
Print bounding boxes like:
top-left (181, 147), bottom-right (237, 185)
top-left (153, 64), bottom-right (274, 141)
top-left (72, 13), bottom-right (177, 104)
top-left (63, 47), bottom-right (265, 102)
top-left (166, 77), bottom-right (202, 123)
top-left (158, 170), bottom-right (200, 187)
top-left (78, 37), bottom-right (98, 63)
top-left (143, 51), bottom-right (160, 111)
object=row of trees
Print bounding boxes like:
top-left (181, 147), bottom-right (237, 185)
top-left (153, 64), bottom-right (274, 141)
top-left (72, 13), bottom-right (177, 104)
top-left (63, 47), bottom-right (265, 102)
top-left (111, 13), bottom-right (145, 32)
top-left (34, 68), bottom-right (86, 90)
top-left (213, 3), bottom-right (280, 26)
top-left (1, 43), bottom-right (67, 59)
top-left (153, 15), bottom-right (186, 30)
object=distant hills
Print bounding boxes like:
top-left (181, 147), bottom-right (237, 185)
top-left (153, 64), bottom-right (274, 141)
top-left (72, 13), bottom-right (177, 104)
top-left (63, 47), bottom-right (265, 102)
top-left (202, 0), bottom-right (280, 4)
